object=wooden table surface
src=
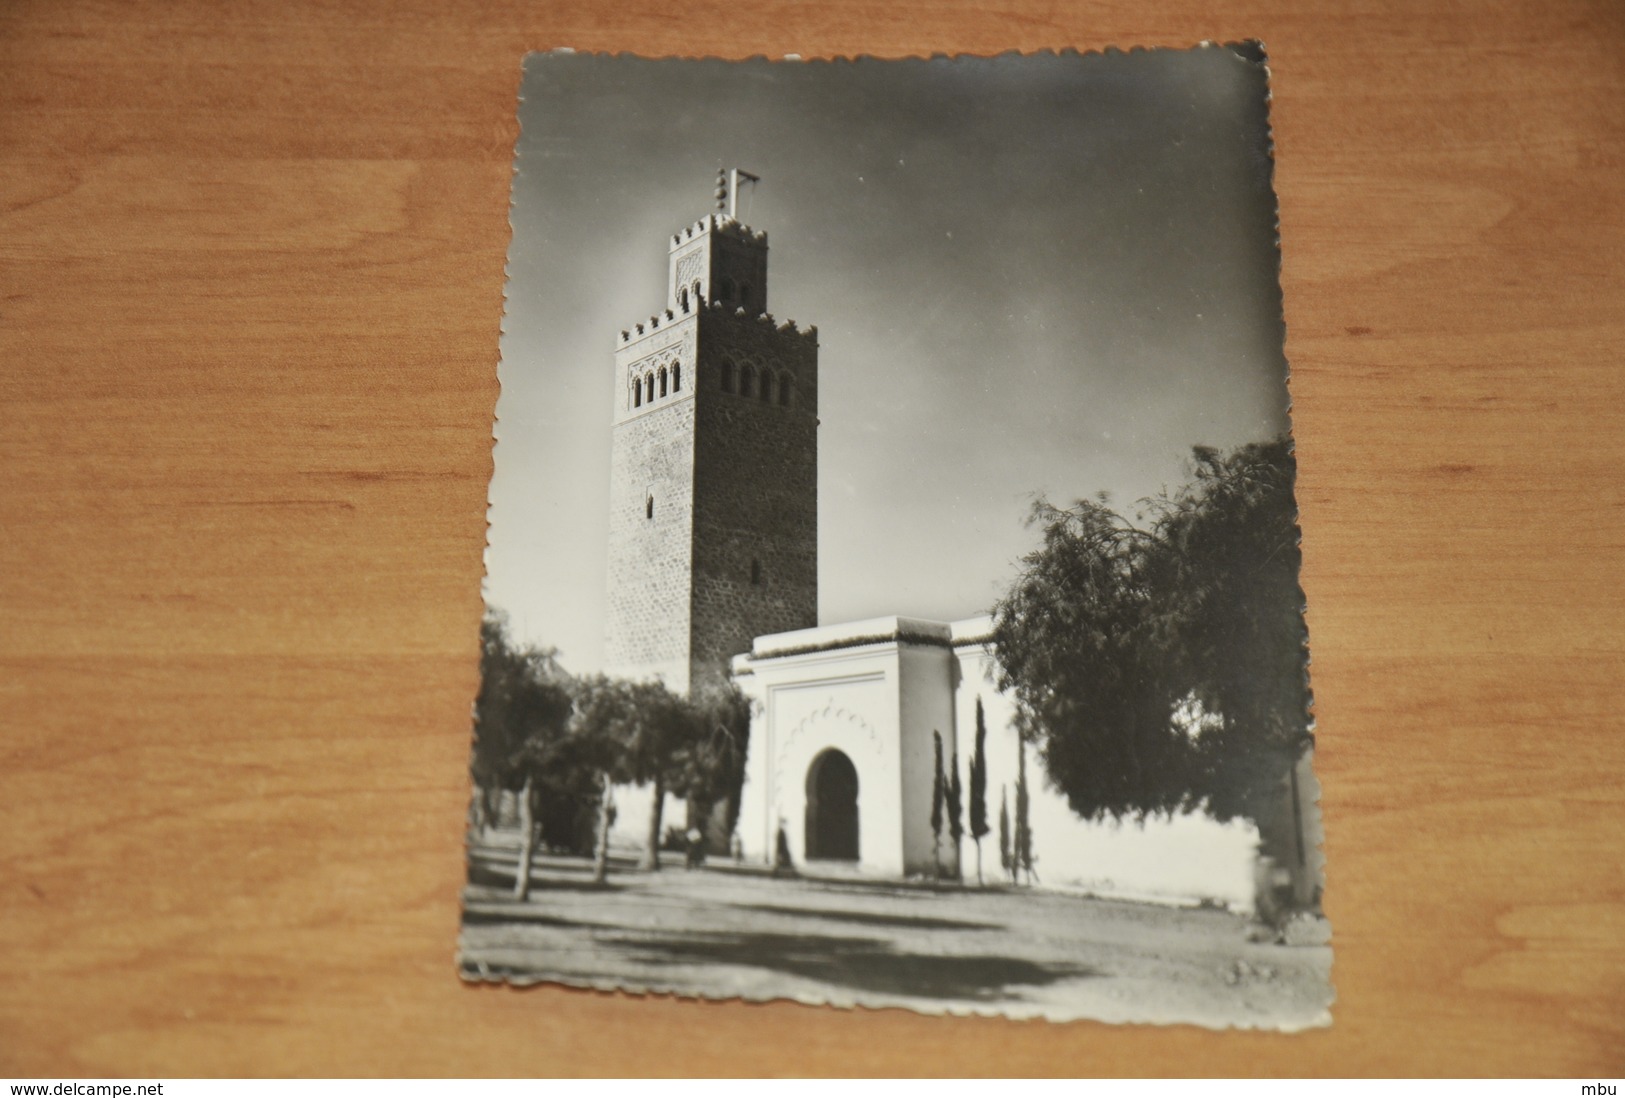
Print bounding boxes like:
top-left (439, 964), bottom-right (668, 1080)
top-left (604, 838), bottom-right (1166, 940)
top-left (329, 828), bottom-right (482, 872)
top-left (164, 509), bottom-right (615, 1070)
top-left (3, 0), bottom-right (1623, 1078)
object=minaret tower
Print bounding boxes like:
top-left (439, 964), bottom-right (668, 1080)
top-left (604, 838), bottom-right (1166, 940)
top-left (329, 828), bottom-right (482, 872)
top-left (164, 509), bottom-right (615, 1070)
top-left (603, 170), bottom-right (820, 694)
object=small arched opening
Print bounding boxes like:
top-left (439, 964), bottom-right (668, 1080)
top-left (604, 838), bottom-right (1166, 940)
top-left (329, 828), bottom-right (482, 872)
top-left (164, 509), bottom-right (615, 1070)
top-left (804, 749), bottom-right (859, 862)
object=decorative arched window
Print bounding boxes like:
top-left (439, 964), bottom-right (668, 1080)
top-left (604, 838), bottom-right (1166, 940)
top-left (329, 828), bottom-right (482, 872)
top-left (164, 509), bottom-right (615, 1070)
top-left (719, 276), bottom-right (735, 302)
top-left (739, 283), bottom-right (752, 309)
top-left (740, 364), bottom-right (755, 399)
top-left (778, 374), bottom-right (793, 407)
top-left (759, 371), bottom-right (773, 403)
top-left (672, 363), bottom-right (681, 391)
top-left (658, 367), bottom-right (668, 397)
top-left (646, 494), bottom-right (654, 520)
top-left (678, 287), bottom-right (689, 312)
top-left (721, 360), bottom-right (736, 393)
top-left (693, 280), bottom-right (702, 303)
top-left (632, 380), bottom-right (642, 408)
top-left (645, 374), bottom-right (655, 403)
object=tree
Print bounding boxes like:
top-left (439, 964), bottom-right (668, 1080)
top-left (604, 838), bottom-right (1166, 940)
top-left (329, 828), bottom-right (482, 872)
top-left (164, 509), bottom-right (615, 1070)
top-left (628, 683), bottom-right (697, 872)
top-left (671, 684), bottom-right (753, 852)
top-left (568, 675), bottom-right (694, 882)
top-left (471, 612), bottom-right (576, 901)
top-left (945, 750), bottom-right (964, 880)
top-left (991, 498), bottom-right (1189, 823)
top-left (1155, 438), bottom-right (1310, 826)
top-left (1014, 732), bottom-right (1035, 885)
top-left (528, 729), bottom-right (604, 858)
top-left (969, 698), bottom-right (990, 885)
top-left (472, 612), bottom-right (560, 830)
top-left (998, 786), bottom-right (1013, 884)
top-left (991, 437), bottom-right (1312, 869)
top-left (929, 730), bottom-right (945, 878)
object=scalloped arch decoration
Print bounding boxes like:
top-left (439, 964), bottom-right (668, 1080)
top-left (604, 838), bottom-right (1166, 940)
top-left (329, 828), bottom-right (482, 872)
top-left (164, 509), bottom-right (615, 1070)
top-left (771, 702), bottom-right (885, 809)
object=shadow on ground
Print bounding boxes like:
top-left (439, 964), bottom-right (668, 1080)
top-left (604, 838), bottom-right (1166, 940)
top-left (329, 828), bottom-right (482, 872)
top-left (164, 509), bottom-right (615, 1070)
top-left (731, 902), bottom-right (1001, 932)
top-left (612, 930), bottom-right (1096, 1002)
top-left (466, 857), bottom-right (624, 893)
top-left (460, 905), bottom-right (617, 931)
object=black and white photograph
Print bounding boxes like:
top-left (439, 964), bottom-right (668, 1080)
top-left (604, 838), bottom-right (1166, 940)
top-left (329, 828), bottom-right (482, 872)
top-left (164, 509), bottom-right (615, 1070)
top-left (461, 46), bottom-right (1332, 1029)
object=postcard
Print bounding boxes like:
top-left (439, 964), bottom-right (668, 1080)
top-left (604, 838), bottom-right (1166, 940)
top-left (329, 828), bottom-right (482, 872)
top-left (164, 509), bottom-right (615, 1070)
top-left (461, 45), bottom-right (1331, 1029)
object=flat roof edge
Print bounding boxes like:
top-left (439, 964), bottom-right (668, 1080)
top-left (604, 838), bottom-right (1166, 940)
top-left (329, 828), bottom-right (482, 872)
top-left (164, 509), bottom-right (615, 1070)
top-left (744, 613), bottom-right (996, 663)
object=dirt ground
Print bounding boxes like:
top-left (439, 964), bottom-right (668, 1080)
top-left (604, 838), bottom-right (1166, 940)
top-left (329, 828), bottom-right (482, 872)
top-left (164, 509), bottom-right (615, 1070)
top-left (459, 846), bottom-right (1333, 1029)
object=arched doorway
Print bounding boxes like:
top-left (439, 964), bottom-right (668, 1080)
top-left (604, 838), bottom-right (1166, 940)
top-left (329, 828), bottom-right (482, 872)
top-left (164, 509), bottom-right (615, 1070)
top-left (804, 749), bottom-right (859, 861)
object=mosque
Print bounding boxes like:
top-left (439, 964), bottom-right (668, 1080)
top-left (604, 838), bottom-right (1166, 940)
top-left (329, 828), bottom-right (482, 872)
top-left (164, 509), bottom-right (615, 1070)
top-left (601, 173), bottom-right (1316, 910)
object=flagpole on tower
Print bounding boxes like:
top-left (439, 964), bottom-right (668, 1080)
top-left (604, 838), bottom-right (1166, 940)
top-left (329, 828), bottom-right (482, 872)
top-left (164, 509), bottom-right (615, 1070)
top-left (716, 167), bottom-right (761, 221)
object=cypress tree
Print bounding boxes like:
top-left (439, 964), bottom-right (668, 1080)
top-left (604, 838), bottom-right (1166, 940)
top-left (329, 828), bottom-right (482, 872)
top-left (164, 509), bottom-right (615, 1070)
top-left (946, 750), bottom-right (964, 880)
top-left (969, 698), bottom-right (990, 885)
top-left (930, 730), bottom-right (945, 878)
top-left (1015, 734), bottom-right (1035, 885)
top-left (998, 786), bottom-right (1013, 884)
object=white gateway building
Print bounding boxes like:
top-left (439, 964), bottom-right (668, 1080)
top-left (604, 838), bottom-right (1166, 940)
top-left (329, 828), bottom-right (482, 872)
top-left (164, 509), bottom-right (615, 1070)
top-left (731, 614), bottom-right (1293, 911)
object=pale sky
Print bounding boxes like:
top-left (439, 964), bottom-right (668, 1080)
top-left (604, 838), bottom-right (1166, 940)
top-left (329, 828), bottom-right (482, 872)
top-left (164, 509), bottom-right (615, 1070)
top-left (487, 46), bottom-right (1291, 671)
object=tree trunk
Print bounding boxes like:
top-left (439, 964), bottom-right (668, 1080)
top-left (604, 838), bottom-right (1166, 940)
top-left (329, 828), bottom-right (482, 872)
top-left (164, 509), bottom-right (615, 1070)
top-left (640, 773), bottom-right (666, 871)
top-left (513, 775), bottom-right (536, 902)
top-left (975, 840), bottom-right (983, 887)
top-left (481, 784), bottom-right (501, 838)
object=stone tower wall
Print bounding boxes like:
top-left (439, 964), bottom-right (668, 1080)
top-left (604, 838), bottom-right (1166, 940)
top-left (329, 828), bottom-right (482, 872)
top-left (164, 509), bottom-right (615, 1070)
top-left (603, 395), bottom-right (697, 690)
top-left (689, 308), bottom-right (819, 691)
top-left (666, 215), bottom-right (771, 315)
top-left (606, 212), bottom-right (817, 695)
top-left (706, 231), bottom-right (770, 315)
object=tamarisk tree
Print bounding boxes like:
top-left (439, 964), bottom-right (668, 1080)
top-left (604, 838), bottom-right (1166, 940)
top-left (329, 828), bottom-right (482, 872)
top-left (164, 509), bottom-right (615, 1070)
top-left (992, 437), bottom-right (1312, 872)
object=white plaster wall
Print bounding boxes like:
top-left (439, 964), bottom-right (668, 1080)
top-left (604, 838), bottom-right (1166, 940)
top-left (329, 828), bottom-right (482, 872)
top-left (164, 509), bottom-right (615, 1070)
top-left (897, 643), bottom-right (959, 877)
top-left (736, 666), bottom-right (771, 862)
top-left (605, 782), bottom-right (687, 851)
top-left (954, 639), bottom-right (1258, 910)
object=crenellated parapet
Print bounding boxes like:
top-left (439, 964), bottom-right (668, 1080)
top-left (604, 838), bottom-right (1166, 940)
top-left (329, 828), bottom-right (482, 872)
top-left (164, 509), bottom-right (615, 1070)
top-left (670, 214), bottom-right (768, 249)
top-left (619, 304), bottom-right (692, 347)
top-left (619, 298), bottom-right (817, 347)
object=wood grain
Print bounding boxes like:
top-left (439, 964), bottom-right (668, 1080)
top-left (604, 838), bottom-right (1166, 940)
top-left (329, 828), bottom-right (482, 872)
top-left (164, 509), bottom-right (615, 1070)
top-left (2, 0), bottom-right (1623, 1077)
